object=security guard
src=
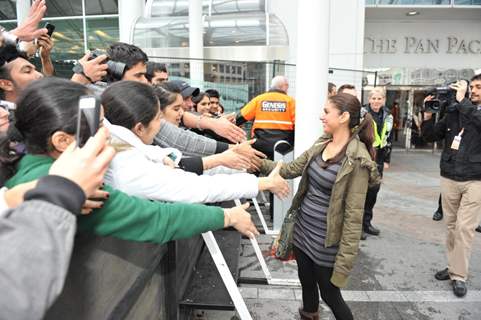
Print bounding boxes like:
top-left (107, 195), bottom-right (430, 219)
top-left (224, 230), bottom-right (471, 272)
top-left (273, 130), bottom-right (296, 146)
top-left (362, 87), bottom-right (393, 240)
top-left (236, 75), bottom-right (295, 160)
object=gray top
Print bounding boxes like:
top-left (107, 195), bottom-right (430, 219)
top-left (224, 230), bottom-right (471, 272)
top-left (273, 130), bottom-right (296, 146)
top-left (154, 120), bottom-right (228, 157)
top-left (0, 200), bottom-right (76, 320)
top-left (293, 153), bottom-right (342, 268)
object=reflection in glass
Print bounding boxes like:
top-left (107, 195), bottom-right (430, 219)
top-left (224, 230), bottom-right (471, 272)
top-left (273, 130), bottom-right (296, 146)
top-left (150, 0), bottom-right (264, 17)
top-left (86, 17), bottom-right (119, 51)
top-left (454, 0), bottom-right (481, 4)
top-left (44, 0), bottom-right (83, 17)
top-left (377, 0), bottom-right (450, 4)
top-left (85, 0), bottom-right (118, 15)
top-left (134, 13), bottom-right (288, 48)
top-left (49, 19), bottom-right (84, 60)
top-left (0, 0), bottom-right (16, 20)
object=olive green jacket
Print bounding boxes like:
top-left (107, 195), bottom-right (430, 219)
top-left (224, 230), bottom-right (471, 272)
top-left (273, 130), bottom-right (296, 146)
top-left (260, 135), bottom-right (380, 288)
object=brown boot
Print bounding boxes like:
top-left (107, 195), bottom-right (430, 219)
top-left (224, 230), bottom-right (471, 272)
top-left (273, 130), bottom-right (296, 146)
top-left (298, 308), bottom-right (319, 320)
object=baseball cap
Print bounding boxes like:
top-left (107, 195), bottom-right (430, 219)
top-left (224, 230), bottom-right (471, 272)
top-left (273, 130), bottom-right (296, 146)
top-left (168, 80), bottom-right (200, 99)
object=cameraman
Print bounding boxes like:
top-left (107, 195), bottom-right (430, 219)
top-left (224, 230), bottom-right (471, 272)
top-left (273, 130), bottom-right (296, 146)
top-left (422, 75), bottom-right (481, 298)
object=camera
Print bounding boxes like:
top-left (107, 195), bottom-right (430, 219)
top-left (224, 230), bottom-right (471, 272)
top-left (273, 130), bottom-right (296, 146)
top-left (88, 49), bottom-right (126, 82)
top-left (424, 80), bottom-right (470, 113)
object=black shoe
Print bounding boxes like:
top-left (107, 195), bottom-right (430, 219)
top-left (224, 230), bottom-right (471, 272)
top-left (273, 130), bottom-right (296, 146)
top-left (452, 280), bottom-right (467, 297)
top-left (433, 211), bottom-right (443, 221)
top-left (360, 232), bottom-right (367, 241)
top-left (476, 225), bottom-right (481, 233)
top-left (365, 225), bottom-right (380, 236)
top-left (434, 268), bottom-right (450, 281)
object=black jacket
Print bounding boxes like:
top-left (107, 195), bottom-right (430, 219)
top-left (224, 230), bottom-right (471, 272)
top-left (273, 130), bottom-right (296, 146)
top-left (422, 98), bottom-right (481, 182)
top-left (364, 105), bottom-right (393, 166)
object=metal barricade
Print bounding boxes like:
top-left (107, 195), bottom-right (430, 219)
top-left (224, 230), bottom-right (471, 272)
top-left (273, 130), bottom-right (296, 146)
top-left (272, 140), bottom-right (294, 232)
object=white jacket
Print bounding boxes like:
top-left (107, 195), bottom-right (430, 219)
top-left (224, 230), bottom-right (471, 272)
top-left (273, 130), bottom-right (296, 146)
top-left (104, 121), bottom-right (259, 203)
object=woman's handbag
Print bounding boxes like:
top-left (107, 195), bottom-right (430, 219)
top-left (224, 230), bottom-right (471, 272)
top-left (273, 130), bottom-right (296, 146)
top-left (272, 208), bottom-right (299, 260)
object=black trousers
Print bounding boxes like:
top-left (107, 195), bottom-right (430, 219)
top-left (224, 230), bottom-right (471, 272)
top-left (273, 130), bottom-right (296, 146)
top-left (436, 194), bottom-right (443, 214)
top-left (294, 246), bottom-right (353, 320)
top-left (363, 162), bottom-right (384, 230)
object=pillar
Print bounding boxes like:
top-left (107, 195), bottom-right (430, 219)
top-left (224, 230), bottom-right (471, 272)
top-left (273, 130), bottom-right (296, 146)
top-left (294, 0), bottom-right (331, 156)
top-left (189, 0), bottom-right (204, 86)
top-left (16, 0), bottom-right (31, 25)
top-left (118, 0), bottom-right (144, 43)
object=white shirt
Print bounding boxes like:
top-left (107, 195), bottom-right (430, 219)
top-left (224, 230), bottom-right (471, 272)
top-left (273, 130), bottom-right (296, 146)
top-left (104, 121), bottom-right (258, 203)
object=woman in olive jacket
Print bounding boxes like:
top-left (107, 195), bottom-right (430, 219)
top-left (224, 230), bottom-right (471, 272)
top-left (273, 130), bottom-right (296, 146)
top-left (260, 93), bottom-right (380, 320)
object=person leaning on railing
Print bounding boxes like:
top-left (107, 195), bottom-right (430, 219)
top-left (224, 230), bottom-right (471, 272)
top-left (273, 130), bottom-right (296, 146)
top-left (0, 127), bottom-right (114, 320)
top-left (3, 78), bottom-right (259, 249)
top-left (100, 81), bottom-right (289, 204)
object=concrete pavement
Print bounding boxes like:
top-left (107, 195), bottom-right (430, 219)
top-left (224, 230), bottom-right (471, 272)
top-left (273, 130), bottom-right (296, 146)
top-left (203, 151), bottom-right (481, 320)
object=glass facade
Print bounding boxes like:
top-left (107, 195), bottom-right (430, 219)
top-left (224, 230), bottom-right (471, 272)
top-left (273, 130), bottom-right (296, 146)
top-left (0, 0), bottom-right (120, 77)
top-left (367, 0), bottom-right (481, 4)
top-left (134, 13), bottom-right (288, 48)
top-left (0, 0), bottom-right (16, 20)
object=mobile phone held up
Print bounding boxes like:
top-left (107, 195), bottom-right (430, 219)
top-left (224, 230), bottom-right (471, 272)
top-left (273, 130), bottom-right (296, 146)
top-left (44, 22), bottom-right (55, 37)
top-left (76, 95), bottom-right (101, 147)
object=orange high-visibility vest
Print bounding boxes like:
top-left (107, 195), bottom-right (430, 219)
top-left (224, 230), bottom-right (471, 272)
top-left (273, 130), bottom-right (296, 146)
top-left (239, 91), bottom-right (296, 133)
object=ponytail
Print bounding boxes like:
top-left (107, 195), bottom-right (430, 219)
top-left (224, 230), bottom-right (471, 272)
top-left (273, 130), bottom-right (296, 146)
top-left (356, 113), bottom-right (376, 160)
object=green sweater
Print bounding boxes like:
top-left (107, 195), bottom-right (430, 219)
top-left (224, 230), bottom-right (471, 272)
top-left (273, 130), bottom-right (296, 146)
top-left (6, 155), bottom-right (225, 244)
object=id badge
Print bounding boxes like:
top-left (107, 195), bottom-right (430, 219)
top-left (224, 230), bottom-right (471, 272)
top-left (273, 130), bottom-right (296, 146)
top-left (451, 135), bottom-right (462, 150)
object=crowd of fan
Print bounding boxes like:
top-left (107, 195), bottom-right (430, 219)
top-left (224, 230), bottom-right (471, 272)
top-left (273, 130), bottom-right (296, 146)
top-left (0, 1), bottom-right (295, 318)
top-left (3, 2), bottom-right (481, 320)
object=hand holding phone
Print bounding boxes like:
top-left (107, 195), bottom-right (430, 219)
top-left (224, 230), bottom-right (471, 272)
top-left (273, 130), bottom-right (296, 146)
top-left (44, 22), bottom-right (55, 37)
top-left (76, 95), bottom-right (101, 147)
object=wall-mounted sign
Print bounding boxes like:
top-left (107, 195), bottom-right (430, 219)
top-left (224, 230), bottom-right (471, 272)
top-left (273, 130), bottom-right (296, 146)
top-left (364, 21), bottom-right (481, 69)
top-left (365, 36), bottom-right (481, 55)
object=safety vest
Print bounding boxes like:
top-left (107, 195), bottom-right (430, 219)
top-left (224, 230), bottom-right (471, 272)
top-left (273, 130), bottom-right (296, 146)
top-left (372, 114), bottom-right (393, 148)
top-left (239, 91), bottom-right (295, 132)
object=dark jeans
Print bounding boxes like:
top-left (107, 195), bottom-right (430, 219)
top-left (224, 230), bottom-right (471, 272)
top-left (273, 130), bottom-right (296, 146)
top-left (363, 162), bottom-right (384, 230)
top-left (294, 246), bottom-right (353, 320)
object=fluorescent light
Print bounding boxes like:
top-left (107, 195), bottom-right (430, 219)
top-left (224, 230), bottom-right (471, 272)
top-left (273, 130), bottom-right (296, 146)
top-left (406, 11), bottom-right (419, 16)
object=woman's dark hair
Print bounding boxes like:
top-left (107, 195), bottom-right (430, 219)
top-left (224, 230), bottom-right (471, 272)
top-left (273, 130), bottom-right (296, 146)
top-left (0, 77), bottom-right (91, 181)
top-left (102, 81), bottom-right (159, 129)
top-left (192, 92), bottom-right (209, 112)
top-left (329, 93), bottom-right (376, 160)
top-left (153, 86), bottom-right (180, 111)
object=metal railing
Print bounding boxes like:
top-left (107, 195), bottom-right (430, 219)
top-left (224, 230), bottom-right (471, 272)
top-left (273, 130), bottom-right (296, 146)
top-left (148, 56), bottom-right (378, 116)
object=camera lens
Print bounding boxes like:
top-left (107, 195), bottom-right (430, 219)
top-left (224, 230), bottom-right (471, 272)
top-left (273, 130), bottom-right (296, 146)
top-left (106, 61), bottom-right (126, 80)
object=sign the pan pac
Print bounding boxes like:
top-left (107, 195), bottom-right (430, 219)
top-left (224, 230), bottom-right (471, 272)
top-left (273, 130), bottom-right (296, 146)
top-left (365, 36), bottom-right (481, 55)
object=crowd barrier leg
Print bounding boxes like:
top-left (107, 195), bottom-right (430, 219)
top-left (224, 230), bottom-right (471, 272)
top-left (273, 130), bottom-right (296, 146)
top-left (235, 199), bottom-right (300, 287)
top-left (202, 231), bottom-right (252, 320)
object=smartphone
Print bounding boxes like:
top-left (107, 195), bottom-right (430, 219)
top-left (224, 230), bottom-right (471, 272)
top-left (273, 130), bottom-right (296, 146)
top-left (44, 22), bottom-right (55, 37)
top-left (76, 95), bottom-right (101, 147)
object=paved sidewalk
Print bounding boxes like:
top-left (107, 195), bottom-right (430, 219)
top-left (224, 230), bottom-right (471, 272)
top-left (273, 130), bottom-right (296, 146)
top-left (204, 151), bottom-right (481, 320)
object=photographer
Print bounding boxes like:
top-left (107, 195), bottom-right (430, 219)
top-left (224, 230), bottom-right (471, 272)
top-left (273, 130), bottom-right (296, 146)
top-left (422, 75), bottom-right (481, 298)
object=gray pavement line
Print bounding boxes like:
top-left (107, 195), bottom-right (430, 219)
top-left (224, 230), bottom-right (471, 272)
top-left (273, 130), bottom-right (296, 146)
top-left (242, 288), bottom-right (481, 302)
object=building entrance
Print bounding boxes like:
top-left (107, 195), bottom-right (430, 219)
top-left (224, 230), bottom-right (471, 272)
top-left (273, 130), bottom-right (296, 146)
top-left (384, 86), bottom-right (438, 151)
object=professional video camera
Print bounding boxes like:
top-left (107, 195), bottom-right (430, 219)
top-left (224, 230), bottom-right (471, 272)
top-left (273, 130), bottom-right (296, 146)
top-left (424, 80), bottom-right (470, 113)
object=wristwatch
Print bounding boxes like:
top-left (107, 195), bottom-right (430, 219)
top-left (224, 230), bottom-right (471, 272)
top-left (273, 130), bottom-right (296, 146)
top-left (72, 62), bottom-right (94, 83)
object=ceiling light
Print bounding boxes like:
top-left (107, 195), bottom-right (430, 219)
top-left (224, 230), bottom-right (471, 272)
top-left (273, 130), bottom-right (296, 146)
top-left (406, 10), bottom-right (419, 16)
